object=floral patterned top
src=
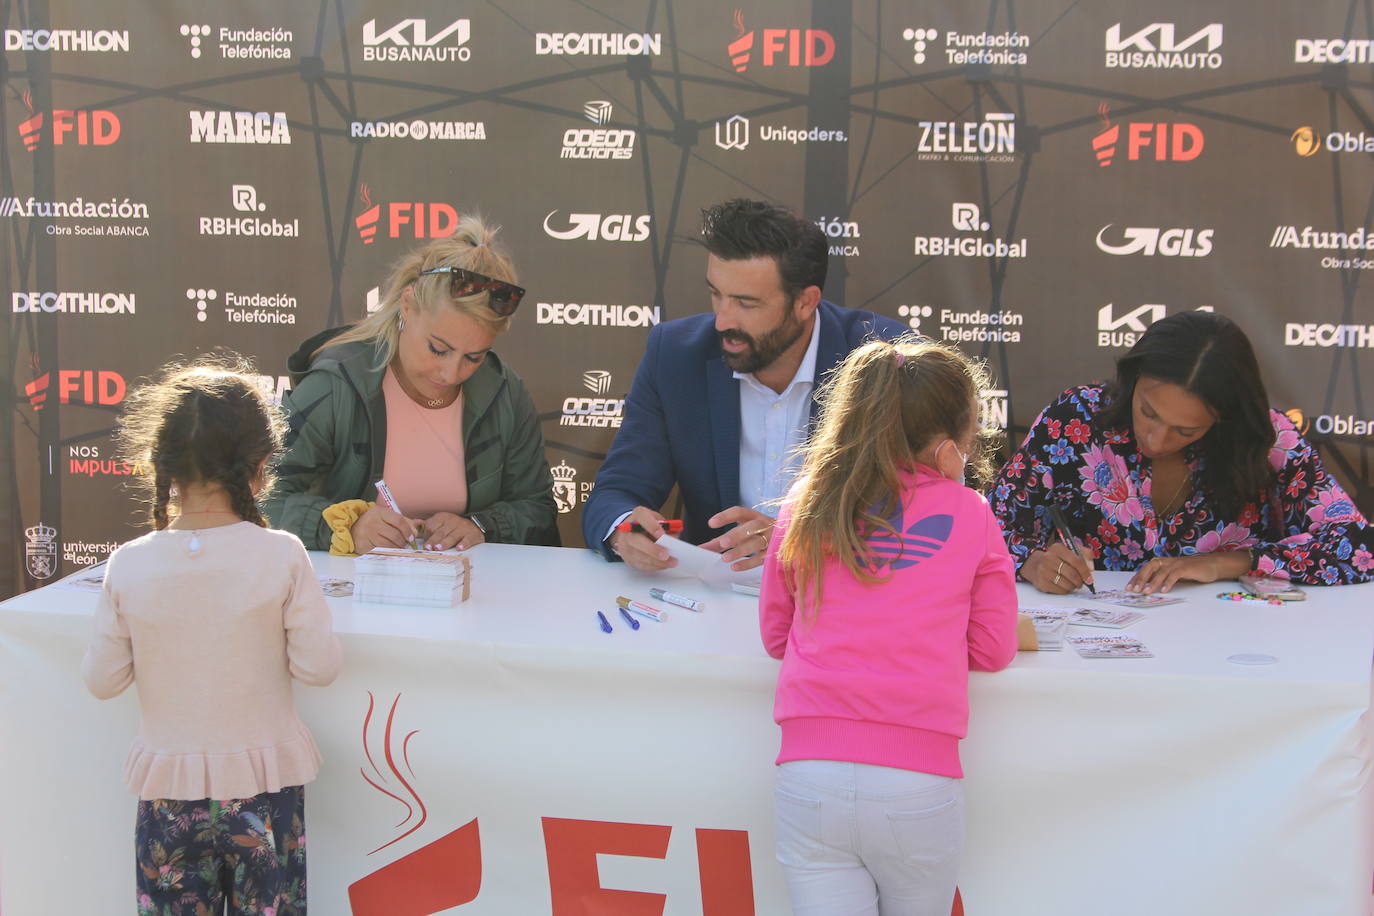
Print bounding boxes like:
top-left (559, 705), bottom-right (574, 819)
top-left (989, 384), bottom-right (1372, 585)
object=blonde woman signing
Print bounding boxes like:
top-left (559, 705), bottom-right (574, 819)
top-left (266, 216), bottom-right (558, 553)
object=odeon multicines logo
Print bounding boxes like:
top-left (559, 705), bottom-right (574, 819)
top-left (543, 210), bottom-right (651, 242)
top-left (200, 184), bottom-right (298, 238)
top-left (914, 203), bottom-right (1026, 259)
top-left (1097, 304), bottom-right (1212, 348)
top-left (5, 28), bottom-right (128, 52)
top-left (1284, 408), bottom-right (1374, 438)
top-left (894, 302), bottom-right (1023, 343)
top-left (900, 27), bottom-right (1029, 66)
top-left (13, 291), bottom-right (135, 317)
top-left (1095, 225), bottom-right (1213, 257)
top-left (536, 32), bottom-right (661, 55)
top-left (15, 90), bottom-right (118, 150)
top-left (178, 24), bottom-right (292, 61)
top-left (561, 101), bottom-right (635, 160)
top-left (726, 9), bottom-right (834, 73)
top-left (537, 301), bottom-right (661, 328)
top-left (1295, 38), bottom-right (1374, 63)
top-left (1105, 22), bottom-right (1222, 69)
top-left (355, 183), bottom-right (460, 244)
top-left (189, 110), bottom-right (291, 144)
top-left (917, 112), bottom-right (1014, 162)
top-left (1, 194), bottom-right (150, 237)
top-left (561, 370), bottom-right (624, 428)
top-left (1284, 323), bottom-right (1374, 348)
top-left (1092, 103), bottom-right (1203, 167)
top-left (25, 368), bottom-right (127, 411)
top-left (187, 287), bottom-right (298, 325)
top-left (362, 17), bottom-right (470, 62)
top-left (712, 114), bottom-right (847, 151)
top-left (1291, 125), bottom-right (1374, 156)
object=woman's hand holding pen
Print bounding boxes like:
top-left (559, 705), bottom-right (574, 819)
top-left (351, 505), bottom-right (422, 555)
top-left (1022, 542), bottom-right (1096, 595)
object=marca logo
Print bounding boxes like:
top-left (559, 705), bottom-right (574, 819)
top-left (200, 185), bottom-right (299, 237)
top-left (187, 287), bottom-right (298, 325)
top-left (543, 211), bottom-right (651, 242)
top-left (363, 18), bottom-right (470, 62)
top-left (179, 24), bottom-right (293, 61)
top-left (1291, 125), bottom-right (1374, 156)
top-left (1295, 38), bottom-right (1374, 64)
top-left (1105, 22), bottom-right (1223, 69)
top-left (1092, 104), bottom-right (1203, 167)
top-left (917, 113), bottom-right (1014, 162)
top-left (562, 371), bottom-right (624, 427)
top-left (901, 27), bottom-right (1029, 66)
top-left (1284, 323), bottom-right (1374, 348)
top-left (536, 302), bottom-right (661, 327)
top-left (913, 202), bottom-right (1027, 259)
top-left (189, 110), bottom-right (290, 144)
top-left (355, 183), bottom-right (460, 244)
top-left (15, 91), bottom-right (118, 150)
top-left (25, 369), bottom-right (127, 411)
top-left (13, 291), bottom-right (135, 316)
top-left (1097, 304), bottom-right (1212, 348)
top-left (727, 9), bottom-right (834, 73)
top-left (5, 29), bottom-right (128, 52)
top-left (1095, 225), bottom-right (1213, 257)
top-left (562, 103), bottom-right (635, 159)
top-left (536, 32), bottom-right (661, 56)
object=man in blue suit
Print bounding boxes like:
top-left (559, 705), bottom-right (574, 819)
top-left (582, 198), bottom-right (905, 571)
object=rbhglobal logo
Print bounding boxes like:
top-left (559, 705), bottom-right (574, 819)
top-left (199, 184), bottom-right (298, 237)
top-left (913, 203), bottom-right (1026, 259)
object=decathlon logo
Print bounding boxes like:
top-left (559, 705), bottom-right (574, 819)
top-left (543, 211), bottom-right (651, 242)
top-left (4, 29), bottom-right (128, 52)
top-left (1295, 38), bottom-right (1374, 64)
top-left (1095, 226), bottom-right (1213, 257)
top-left (1105, 22), bottom-right (1223, 69)
top-left (12, 291), bottom-right (135, 316)
top-left (726, 9), bottom-right (834, 72)
top-left (584, 101), bottom-right (612, 125)
top-left (362, 17), bottom-right (470, 62)
top-left (189, 110), bottom-right (290, 144)
top-left (715, 115), bottom-right (749, 150)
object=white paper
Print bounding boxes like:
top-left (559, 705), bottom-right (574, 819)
top-left (653, 534), bottom-right (764, 589)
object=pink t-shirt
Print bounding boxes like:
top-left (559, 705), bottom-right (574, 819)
top-left (382, 368), bottom-right (468, 518)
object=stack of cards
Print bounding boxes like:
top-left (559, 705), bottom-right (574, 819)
top-left (1018, 607), bottom-right (1069, 650)
top-left (1066, 634), bottom-right (1154, 658)
top-left (1088, 588), bottom-right (1183, 608)
top-left (354, 548), bottom-right (472, 608)
top-left (1067, 607), bottom-right (1146, 629)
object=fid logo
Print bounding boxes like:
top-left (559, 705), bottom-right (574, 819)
top-left (355, 183), bottom-right (460, 244)
top-left (1092, 103), bottom-right (1203, 167)
top-left (727, 9), bottom-right (834, 72)
top-left (16, 91), bottom-right (120, 150)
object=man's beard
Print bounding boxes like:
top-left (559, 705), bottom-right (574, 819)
top-left (718, 306), bottom-right (805, 374)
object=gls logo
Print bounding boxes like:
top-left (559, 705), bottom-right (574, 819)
top-left (362, 18), bottom-right (470, 62)
top-left (355, 183), bottom-right (460, 244)
top-left (543, 211), bottom-right (651, 242)
top-left (1092, 103), bottom-right (1203, 167)
top-left (1105, 22), bottom-right (1223, 69)
top-left (16, 91), bottom-right (119, 150)
top-left (1095, 226), bottom-right (1213, 257)
top-left (727, 9), bottom-right (834, 72)
top-left (1097, 304), bottom-right (1213, 348)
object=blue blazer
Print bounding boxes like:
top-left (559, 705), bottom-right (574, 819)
top-left (582, 300), bottom-right (906, 558)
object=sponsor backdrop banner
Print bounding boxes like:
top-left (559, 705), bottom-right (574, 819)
top-left (3, 0), bottom-right (1373, 594)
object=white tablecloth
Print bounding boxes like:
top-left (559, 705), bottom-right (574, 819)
top-left (2, 544), bottom-right (1371, 915)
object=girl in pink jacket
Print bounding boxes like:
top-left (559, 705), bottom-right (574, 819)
top-left (760, 337), bottom-right (1018, 915)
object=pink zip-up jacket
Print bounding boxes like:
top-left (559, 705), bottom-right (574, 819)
top-left (760, 466), bottom-right (1019, 778)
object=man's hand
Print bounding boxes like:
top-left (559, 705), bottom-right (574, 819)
top-left (701, 506), bottom-right (775, 572)
top-left (608, 506), bottom-right (679, 571)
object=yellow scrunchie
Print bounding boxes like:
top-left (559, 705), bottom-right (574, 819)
top-left (322, 499), bottom-right (375, 556)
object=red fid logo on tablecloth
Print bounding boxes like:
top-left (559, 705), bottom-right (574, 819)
top-left (16, 90), bottom-right (119, 150)
top-left (1092, 103), bottom-right (1203, 167)
top-left (727, 9), bottom-right (833, 73)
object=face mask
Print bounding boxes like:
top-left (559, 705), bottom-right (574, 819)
top-left (938, 440), bottom-right (968, 487)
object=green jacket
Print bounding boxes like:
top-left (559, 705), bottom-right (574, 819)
top-left (265, 329), bottom-right (559, 549)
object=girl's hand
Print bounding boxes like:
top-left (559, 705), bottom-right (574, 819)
top-left (1021, 543), bottom-right (1095, 595)
top-left (351, 506), bottom-right (421, 555)
top-left (1126, 551), bottom-right (1251, 594)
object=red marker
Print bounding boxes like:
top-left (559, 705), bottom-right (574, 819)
top-left (615, 519), bottom-right (684, 535)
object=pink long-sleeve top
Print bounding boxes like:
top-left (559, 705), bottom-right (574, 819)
top-left (82, 522), bottom-right (343, 800)
top-left (760, 467), bottom-right (1019, 778)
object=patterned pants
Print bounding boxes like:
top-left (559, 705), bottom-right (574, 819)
top-left (135, 785), bottom-right (307, 916)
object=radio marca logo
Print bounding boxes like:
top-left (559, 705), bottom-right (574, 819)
top-left (727, 9), bottom-right (834, 73)
top-left (16, 90), bottom-right (119, 150)
top-left (355, 183), bottom-right (461, 244)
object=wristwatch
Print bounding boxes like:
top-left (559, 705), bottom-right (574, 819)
top-left (467, 513), bottom-right (491, 540)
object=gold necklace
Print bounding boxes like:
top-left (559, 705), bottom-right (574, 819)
top-left (1154, 468), bottom-right (1192, 517)
top-left (391, 362), bottom-right (458, 410)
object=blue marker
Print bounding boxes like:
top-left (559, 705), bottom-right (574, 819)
top-left (618, 606), bottom-right (641, 630)
top-left (596, 610), bottom-right (613, 633)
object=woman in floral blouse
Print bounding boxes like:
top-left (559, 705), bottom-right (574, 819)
top-left (991, 311), bottom-right (1371, 594)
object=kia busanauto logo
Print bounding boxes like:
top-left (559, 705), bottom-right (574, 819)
top-left (362, 17), bottom-right (470, 62)
top-left (542, 211), bottom-right (651, 242)
top-left (1105, 22), bottom-right (1222, 69)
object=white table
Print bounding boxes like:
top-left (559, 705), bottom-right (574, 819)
top-left (2, 545), bottom-right (1371, 915)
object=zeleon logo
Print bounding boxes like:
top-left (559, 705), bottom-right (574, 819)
top-left (727, 9), bottom-right (834, 73)
top-left (16, 90), bottom-right (119, 150)
top-left (354, 182), bottom-right (460, 245)
top-left (25, 369), bottom-right (127, 410)
top-left (1091, 103), bottom-right (1202, 167)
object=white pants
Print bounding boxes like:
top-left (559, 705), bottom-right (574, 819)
top-left (774, 760), bottom-right (964, 916)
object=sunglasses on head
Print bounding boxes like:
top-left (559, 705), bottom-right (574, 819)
top-left (418, 266), bottom-right (525, 317)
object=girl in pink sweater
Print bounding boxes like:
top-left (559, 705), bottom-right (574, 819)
top-left (83, 358), bottom-right (342, 916)
top-left (760, 337), bottom-right (1018, 916)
